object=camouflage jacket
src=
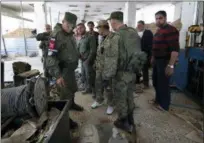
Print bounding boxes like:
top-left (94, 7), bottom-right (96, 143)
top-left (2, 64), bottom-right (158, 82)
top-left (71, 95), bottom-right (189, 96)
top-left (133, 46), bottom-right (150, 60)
top-left (45, 23), bottom-right (79, 79)
top-left (95, 32), bottom-right (119, 80)
top-left (116, 25), bottom-right (146, 73)
top-left (87, 31), bottom-right (99, 46)
top-left (77, 33), bottom-right (97, 64)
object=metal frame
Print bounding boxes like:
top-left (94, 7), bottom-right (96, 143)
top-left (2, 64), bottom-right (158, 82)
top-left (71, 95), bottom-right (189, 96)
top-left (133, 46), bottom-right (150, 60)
top-left (20, 1), bottom-right (28, 56)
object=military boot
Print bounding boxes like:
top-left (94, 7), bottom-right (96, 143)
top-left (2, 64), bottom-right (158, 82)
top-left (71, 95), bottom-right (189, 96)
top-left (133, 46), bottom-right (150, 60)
top-left (128, 112), bottom-right (135, 125)
top-left (70, 98), bottom-right (84, 111)
top-left (69, 118), bottom-right (78, 130)
top-left (114, 117), bottom-right (133, 133)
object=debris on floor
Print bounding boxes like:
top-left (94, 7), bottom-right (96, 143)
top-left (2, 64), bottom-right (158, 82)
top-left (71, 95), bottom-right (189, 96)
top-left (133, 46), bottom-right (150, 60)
top-left (79, 124), bottom-right (100, 143)
top-left (108, 127), bottom-right (129, 143)
top-left (1, 108), bottom-right (61, 143)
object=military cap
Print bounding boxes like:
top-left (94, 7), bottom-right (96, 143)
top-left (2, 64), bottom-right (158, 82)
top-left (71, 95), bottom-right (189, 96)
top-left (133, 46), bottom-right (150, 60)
top-left (108, 11), bottom-right (123, 21)
top-left (96, 20), bottom-right (109, 28)
top-left (63, 12), bottom-right (77, 27)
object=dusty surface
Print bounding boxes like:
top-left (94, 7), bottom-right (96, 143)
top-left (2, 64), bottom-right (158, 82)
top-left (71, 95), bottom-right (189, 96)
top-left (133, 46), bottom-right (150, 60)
top-left (72, 86), bottom-right (203, 143)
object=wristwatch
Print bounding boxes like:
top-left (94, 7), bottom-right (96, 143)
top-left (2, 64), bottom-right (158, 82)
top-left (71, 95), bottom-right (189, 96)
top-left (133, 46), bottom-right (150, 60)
top-left (168, 65), bottom-right (174, 69)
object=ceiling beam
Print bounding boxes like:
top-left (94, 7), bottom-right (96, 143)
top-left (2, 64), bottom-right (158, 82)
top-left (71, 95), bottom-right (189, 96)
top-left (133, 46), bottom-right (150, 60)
top-left (1, 6), bottom-right (33, 22)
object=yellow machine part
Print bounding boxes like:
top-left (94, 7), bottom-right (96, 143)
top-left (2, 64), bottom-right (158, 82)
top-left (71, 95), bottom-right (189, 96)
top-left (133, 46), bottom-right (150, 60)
top-left (188, 25), bottom-right (201, 33)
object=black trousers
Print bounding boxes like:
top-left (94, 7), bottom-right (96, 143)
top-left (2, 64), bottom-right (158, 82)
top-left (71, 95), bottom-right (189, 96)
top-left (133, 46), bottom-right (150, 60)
top-left (135, 60), bottom-right (149, 86)
top-left (142, 60), bottom-right (149, 86)
top-left (152, 59), bottom-right (170, 111)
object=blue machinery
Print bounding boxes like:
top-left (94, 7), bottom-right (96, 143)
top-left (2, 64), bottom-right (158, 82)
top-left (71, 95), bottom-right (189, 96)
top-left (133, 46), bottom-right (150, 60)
top-left (170, 48), bottom-right (204, 108)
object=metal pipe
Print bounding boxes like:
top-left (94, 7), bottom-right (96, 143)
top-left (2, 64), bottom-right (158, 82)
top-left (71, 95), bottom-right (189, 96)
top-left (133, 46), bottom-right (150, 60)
top-left (20, 1), bottom-right (28, 56)
top-left (49, 7), bottom-right (52, 28)
top-left (43, 2), bottom-right (48, 25)
top-left (193, 1), bottom-right (199, 25)
top-left (2, 36), bottom-right (7, 56)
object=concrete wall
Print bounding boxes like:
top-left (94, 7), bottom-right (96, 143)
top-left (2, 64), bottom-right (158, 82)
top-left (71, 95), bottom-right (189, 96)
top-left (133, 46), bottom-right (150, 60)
top-left (136, 3), bottom-right (175, 23)
top-left (197, 1), bottom-right (203, 24)
top-left (174, 2), bottom-right (182, 21)
top-left (179, 2), bottom-right (197, 49)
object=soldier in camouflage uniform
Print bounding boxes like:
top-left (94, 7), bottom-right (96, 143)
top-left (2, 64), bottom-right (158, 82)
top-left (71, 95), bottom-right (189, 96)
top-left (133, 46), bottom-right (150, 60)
top-left (76, 23), bottom-right (97, 94)
top-left (108, 11), bottom-right (146, 132)
top-left (45, 12), bottom-right (84, 129)
top-left (91, 20), bottom-right (119, 115)
top-left (36, 24), bottom-right (52, 78)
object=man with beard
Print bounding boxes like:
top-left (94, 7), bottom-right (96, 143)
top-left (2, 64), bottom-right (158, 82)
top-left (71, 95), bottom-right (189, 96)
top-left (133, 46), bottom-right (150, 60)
top-left (151, 10), bottom-right (179, 111)
top-left (87, 21), bottom-right (99, 44)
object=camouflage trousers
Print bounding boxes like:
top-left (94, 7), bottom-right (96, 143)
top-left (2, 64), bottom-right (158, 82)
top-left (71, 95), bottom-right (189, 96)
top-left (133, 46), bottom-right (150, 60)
top-left (95, 71), bottom-right (114, 106)
top-left (113, 72), bottom-right (136, 118)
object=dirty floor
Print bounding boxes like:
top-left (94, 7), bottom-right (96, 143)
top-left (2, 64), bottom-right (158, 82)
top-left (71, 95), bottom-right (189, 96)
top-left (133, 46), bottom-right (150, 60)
top-left (71, 86), bottom-right (203, 143)
top-left (3, 56), bottom-right (204, 143)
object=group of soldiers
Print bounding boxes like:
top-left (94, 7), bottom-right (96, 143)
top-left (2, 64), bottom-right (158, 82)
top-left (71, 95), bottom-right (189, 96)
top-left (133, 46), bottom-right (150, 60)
top-left (36, 11), bottom-right (146, 132)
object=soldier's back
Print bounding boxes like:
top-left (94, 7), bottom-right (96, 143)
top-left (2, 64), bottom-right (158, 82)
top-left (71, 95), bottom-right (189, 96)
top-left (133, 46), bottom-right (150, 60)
top-left (117, 26), bottom-right (141, 72)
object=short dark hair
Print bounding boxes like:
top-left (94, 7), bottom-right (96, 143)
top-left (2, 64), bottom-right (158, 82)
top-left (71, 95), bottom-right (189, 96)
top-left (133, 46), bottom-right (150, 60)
top-left (155, 10), bottom-right (167, 17)
top-left (87, 21), bottom-right (94, 26)
top-left (77, 23), bottom-right (85, 27)
top-left (138, 20), bottom-right (145, 25)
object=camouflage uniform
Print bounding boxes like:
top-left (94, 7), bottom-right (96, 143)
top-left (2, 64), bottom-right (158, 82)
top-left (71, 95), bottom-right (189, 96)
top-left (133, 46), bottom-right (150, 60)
top-left (36, 31), bottom-right (51, 78)
top-left (45, 13), bottom-right (79, 100)
top-left (77, 33), bottom-right (97, 93)
top-left (108, 12), bottom-right (146, 129)
top-left (95, 21), bottom-right (119, 106)
top-left (87, 31), bottom-right (99, 46)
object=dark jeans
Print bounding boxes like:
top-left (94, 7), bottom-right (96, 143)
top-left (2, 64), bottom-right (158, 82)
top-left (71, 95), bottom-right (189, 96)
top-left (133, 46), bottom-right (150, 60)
top-left (135, 60), bottom-right (149, 86)
top-left (152, 59), bottom-right (170, 111)
top-left (142, 60), bottom-right (149, 86)
top-left (81, 60), bottom-right (95, 91)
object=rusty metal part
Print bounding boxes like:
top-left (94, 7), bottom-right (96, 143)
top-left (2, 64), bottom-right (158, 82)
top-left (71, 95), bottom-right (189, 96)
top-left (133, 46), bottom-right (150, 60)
top-left (34, 77), bottom-right (48, 116)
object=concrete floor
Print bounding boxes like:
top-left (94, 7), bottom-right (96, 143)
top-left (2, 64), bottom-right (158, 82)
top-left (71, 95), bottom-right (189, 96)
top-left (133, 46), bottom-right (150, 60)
top-left (3, 56), bottom-right (203, 143)
top-left (72, 89), bottom-right (203, 143)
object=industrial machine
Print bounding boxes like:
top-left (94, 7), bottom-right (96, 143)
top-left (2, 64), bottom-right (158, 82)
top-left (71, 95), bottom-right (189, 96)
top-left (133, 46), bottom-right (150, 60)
top-left (185, 23), bottom-right (204, 106)
top-left (171, 23), bottom-right (204, 108)
top-left (186, 25), bottom-right (204, 48)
